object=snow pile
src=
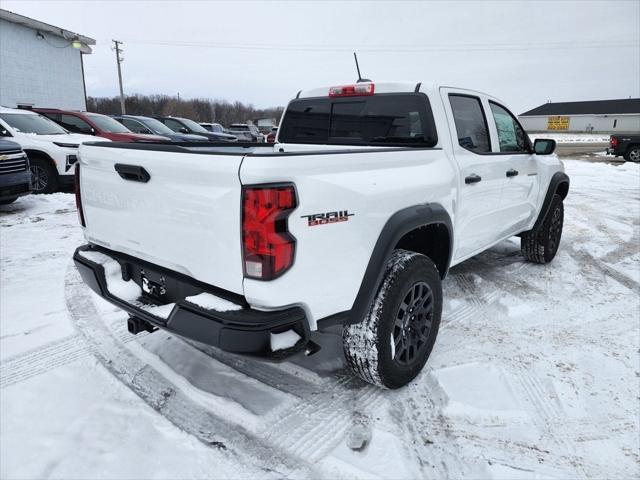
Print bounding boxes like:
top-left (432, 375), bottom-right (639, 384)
top-left (184, 292), bottom-right (242, 312)
top-left (270, 329), bottom-right (301, 351)
top-left (77, 250), bottom-right (142, 302)
top-left (139, 302), bottom-right (175, 320)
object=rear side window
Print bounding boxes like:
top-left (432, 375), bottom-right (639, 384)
top-left (449, 95), bottom-right (490, 153)
top-left (279, 93), bottom-right (437, 147)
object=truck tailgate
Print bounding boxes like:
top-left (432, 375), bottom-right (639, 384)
top-left (78, 144), bottom-right (245, 295)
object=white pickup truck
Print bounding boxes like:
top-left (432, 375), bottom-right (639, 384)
top-left (73, 81), bottom-right (569, 389)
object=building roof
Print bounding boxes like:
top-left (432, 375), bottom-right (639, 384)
top-left (0, 9), bottom-right (95, 52)
top-left (521, 98), bottom-right (640, 116)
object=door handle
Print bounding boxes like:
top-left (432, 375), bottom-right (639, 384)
top-left (465, 174), bottom-right (482, 184)
top-left (506, 169), bottom-right (519, 178)
top-left (114, 164), bottom-right (150, 183)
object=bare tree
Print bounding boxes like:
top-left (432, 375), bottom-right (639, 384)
top-left (87, 94), bottom-right (284, 126)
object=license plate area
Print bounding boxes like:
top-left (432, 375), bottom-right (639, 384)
top-left (121, 261), bottom-right (202, 304)
top-left (140, 269), bottom-right (167, 302)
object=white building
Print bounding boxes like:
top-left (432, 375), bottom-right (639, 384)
top-left (0, 9), bottom-right (95, 110)
top-left (519, 99), bottom-right (640, 134)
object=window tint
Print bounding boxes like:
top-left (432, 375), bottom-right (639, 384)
top-left (163, 118), bottom-right (184, 132)
top-left (86, 114), bottom-right (130, 133)
top-left (279, 93), bottom-right (437, 147)
top-left (1, 113), bottom-right (68, 135)
top-left (121, 118), bottom-right (145, 133)
top-left (60, 114), bottom-right (93, 134)
top-left (489, 102), bottom-right (527, 153)
top-left (449, 95), bottom-right (490, 153)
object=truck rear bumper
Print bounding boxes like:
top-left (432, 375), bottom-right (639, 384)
top-left (73, 245), bottom-right (310, 359)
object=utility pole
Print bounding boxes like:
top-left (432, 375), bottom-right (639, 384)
top-left (112, 40), bottom-right (126, 114)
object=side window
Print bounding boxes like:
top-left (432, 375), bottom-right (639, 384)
top-left (164, 119), bottom-right (183, 132)
top-left (489, 102), bottom-right (527, 153)
top-left (122, 118), bottom-right (144, 133)
top-left (60, 114), bottom-right (92, 134)
top-left (449, 95), bottom-right (490, 153)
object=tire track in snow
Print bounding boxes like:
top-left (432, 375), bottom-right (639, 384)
top-left (64, 261), bottom-right (391, 476)
top-left (64, 262), bottom-right (319, 479)
top-left (0, 321), bottom-right (144, 389)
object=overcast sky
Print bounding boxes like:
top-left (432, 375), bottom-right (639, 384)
top-left (3, 0), bottom-right (639, 113)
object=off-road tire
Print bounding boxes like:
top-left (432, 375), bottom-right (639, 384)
top-left (343, 249), bottom-right (442, 389)
top-left (624, 146), bottom-right (640, 163)
top-left (29, 156), bottom-right (59, 194)
top-left (521, 194), bottom-right (564, 264)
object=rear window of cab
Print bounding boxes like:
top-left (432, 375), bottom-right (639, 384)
top-left (278, 93), bottom-right (438, 147)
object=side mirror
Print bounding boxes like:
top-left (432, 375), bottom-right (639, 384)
top-left (0, 129), bottom-right (10, 137)
top-left (89, 128), bottom-right (96, 135)
top-left (534, 138), bottom-right (556, 155)
top-left (179, 127), bottom-right (189, 134)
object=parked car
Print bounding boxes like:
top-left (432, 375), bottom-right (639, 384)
top-left (34, 109), bottom-right (170, 143)
top-left (114, 115), bottom-right (208, 142)
top-left (607, 134), bottom-right (640, 162)
top-left (227, 123), bottom-right (264, 142)
top-left (0, 107), bottom-right (103, 193)
top-left (73, 81), bottom-right (568, 389)
top-left (199, 122), bottom-right (227, 134)
top-left (0, 139), bottom-right (31, 205)
top-left (154, 116), bottom-right (236, 142)
top-left (266, 127), bottom-right (278, 143)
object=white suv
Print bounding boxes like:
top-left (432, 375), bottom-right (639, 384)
top-left (0, 107), bottom-right (105, 193)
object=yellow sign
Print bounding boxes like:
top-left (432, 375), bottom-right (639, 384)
top-left (547, 116), bottom-right (570, 130)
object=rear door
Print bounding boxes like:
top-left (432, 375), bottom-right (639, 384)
top-left (79, 143), bottom-right (246, 294)
top-left (486, 101), bottom-right (539, 234)
top-left (443, 89), bottom-right (506, 260)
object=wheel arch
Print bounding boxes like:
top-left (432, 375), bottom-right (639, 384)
top-left (625, 143), bottom-right (640, 155)
top-left (23, 149), bottom-right (57, 170)
top-left (533, 171), bottom-right (569, 231)
top-left (347, 203), bottom-right (453, 325)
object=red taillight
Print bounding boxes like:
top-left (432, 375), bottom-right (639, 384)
top-left (610, 136), bottom-right (618, 148)
top-left (74, 163), bottom-right (85, 227)
top-left (329, 83), bottom-right (375, 97)
top-left (242, 185), bottom-right (297, 280)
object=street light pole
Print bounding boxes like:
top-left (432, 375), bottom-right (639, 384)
top-left (113, 40), bottom-right (126, 114)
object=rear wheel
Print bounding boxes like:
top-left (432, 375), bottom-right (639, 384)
top-left (343, 250), bottom-right (442, 389)
top-left (624, 146), bottom-right (640, 162)
top-left (521, 194), bottom-right (564, 264)
top-left (29, 157), bottom-right (59, 194)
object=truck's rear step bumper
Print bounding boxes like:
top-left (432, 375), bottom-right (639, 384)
top-left (73, 245), bottom-right (310, 359)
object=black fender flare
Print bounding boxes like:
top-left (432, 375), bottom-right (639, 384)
top-left (347, 203), bottom-right (453, 325)
top-left (532, 171), bottom-right (570, 231)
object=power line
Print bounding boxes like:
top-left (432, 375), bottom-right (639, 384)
top-left (120, 38), bottom-right (639, 53)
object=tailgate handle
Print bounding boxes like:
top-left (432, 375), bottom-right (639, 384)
top-left (114, 164), bottom-right (150, 183)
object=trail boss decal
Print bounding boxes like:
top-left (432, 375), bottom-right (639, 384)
top-left (301, 210), bottom-right (354, 227)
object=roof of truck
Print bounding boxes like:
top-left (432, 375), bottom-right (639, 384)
top-left (297, 81), bottom-right (438, 99)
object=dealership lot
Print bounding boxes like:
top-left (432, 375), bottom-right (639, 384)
top-left (1, 157), bottom-right (638, 479)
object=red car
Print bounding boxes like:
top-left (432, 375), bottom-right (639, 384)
top-left (33, 109), bottom-right (170, 142)
top-left (266, 127), bottom-right (278, 143)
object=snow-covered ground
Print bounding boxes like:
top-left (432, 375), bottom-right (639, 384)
top-left (1, 159), bottom-right (638, 479)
